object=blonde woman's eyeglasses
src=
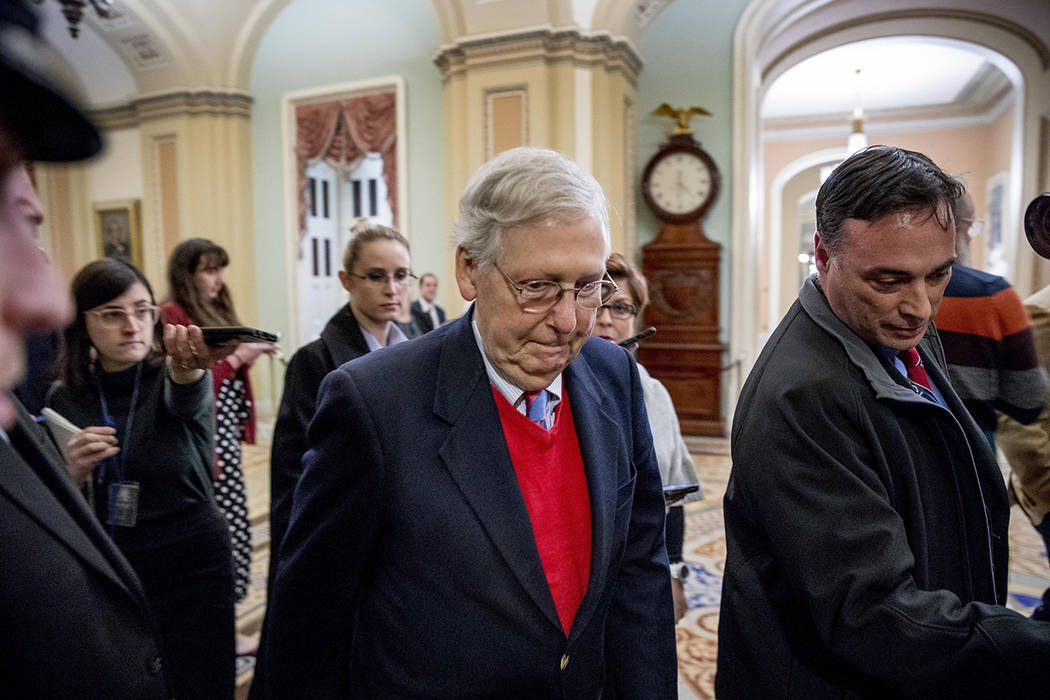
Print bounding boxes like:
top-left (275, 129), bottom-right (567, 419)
top-left (347, 269), bottom-right (417, 287)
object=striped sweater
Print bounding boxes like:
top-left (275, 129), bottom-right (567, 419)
top-left (935, 263), bottom-right (1047, 435)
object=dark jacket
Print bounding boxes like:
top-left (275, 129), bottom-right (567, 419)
top-left (410, 298), bottom-right (446, 333)
top-left (718, 275), bottom-right (1050, 699)
top-left (12, 330), bottom-right (60, 415)
top-left (268, 303), bottom-right (370, 572)
top-left (254, 311), bottom-right (676, 699)
top-left (46, 363), bottom-right (215, 530)
top-left (0, 394), bottom-right (169, 698)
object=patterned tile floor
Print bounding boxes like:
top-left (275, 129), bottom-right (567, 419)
top-left (238, 438), bottom-right (1050, 699)
top-left (235, 444), bottom-right (270, 699)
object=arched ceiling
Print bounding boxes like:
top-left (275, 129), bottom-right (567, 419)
top-left (757, 0), bottom-right (1050, 78)
top-left (742, 0), bottom-right (1050, 149)
top-left (760, 0), bottom-right (1045, 85)
top-left (762, 36), bottom-right (1013, 130)
top-left (39, 0), bottom-right (292, 104)
top-left (428, 0), bottom-right (648, 43)
top-left (37, 0), bottom-right (135, 106)
top-left (37, 0), bottom-right (1047, 122)
top-left (38, 0), bottom-right (656, 109)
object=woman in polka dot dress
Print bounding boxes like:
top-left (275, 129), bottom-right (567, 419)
top-left (162, 238), bottom-right (276, 655)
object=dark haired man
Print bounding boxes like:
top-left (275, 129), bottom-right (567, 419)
top-left (0, 1), bottom-right (169, 696)
top-left (718, 145), bottom-right (1050, 698)
top-left (410, 271), bottom-right (446, 332)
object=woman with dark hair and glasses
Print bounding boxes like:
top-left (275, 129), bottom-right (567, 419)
top-left (46, 257), bottom-right (235, 698)
top-left (267, 220), bottom-right (413, 586)
top-left (161, 237), bottom-right (275, 653)
top-left (593, 252), bottom-right (701, 624)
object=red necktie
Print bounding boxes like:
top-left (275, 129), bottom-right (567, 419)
top-left (900, 347), bottom-right (932, 391)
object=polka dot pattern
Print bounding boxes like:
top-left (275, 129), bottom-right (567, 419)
top-left (215, 377), bottom-right (252, 602)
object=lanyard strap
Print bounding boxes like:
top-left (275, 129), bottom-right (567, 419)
top-left (95, 362), bottom-right (143, 485)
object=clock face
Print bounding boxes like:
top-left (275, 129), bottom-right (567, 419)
top-left (647, 151), bottom-right (713, 216)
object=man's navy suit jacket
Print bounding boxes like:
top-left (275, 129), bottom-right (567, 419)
top-left (255, 312), bottom-right (677, 699)
top-left (411, 298), bottom-right (446, 333)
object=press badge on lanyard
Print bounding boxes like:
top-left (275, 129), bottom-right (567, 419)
top-left (108, 480), bottom-right (140, 527)
top-left (97, 363), bottom-right (143, 529)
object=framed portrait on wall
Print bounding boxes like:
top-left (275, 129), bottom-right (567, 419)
top-left (985, 172), bottom-right (1008, 276)
top-left (94, 199), bottom-right (142, 269)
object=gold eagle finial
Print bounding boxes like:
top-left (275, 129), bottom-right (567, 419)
top-left (652, 103), bottom-right (712, 135)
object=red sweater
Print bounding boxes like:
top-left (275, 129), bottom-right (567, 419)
top-left (493, 386), bottom-right (591, 635)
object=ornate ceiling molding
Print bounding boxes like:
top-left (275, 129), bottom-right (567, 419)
top-left (433, 27), bottom-right (642, 85)
top-left (764, 8), bottom-right (1050, 82)
top-left (89, 89), bottom-right (254, 129)
top-left (635, 0), bottom-right (672, 30)
top-left (89, 103), bottom-right (139, 130)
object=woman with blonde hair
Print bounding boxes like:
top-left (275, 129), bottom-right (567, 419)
top-left (268, 220), bottom-right (413, 580)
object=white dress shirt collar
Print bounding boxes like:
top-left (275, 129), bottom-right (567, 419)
top-left (471, 318), bottom-right (561, 419)
top-left (361, 322), bottom-right (409, 352)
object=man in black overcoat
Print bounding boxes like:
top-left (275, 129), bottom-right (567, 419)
top-left (0, 2), bottom-right (169, 696)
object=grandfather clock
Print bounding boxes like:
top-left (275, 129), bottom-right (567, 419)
top-left (637, 104), bottom-right (726, 436)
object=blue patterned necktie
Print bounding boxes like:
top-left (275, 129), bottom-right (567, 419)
top-left (524, 390), bottom-right (548, 429)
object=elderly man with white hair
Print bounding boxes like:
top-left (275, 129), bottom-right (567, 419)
top-left (255, 146), bottom-right (677, 699)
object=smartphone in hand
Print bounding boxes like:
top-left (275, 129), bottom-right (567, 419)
top-left (200, 326), bottom-right (280, 345)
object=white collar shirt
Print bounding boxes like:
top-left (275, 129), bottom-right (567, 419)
top-left (471, 318), bottom-right (561, 425)
top-left (362, 322), bottom-right (410, 352)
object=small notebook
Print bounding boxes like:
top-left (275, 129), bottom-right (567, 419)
top-left (41, 407), bottom-right (81, 455)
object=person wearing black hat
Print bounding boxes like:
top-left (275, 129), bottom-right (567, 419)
top-left (999, 193), bottom-right (1050, 625)
top-left (0, 1), bottom-right (170, 697)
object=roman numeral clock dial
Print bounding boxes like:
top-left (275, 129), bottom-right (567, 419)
top-left (649, 152), bottom-right (711, 214)
top-left (641, 134), bottom-right (720, 229)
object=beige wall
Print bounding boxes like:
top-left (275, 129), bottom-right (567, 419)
top-left (437, 31), bottom-right (640, 297)
top-left (37, 106), bottom-right (255, 322)
top-left (35, 130), bottom-right (144, 285)
top-left (36, 163), bottom-right (93, 285)
top-left (86, 128), bottom-right (144, 204)
top-left (590, 68), bottom-right (637, 255)
top-left (132, 110), bottom-right (256, 321)
top-left (765, 121), bottom-right (1011, 233)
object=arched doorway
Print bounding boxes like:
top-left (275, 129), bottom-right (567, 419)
top-left (730, 0), bottom-right (1050, 420)
top-left (763, 37), bottom-right (1023, 332)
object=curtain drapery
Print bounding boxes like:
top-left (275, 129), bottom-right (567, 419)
top-left (294, 91), bottom-right (397, 251)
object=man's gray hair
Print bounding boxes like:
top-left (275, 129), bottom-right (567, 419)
top-left (452, 146), bottom-right (611, 272)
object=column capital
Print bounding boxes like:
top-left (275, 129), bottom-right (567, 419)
top-left (89, 89), bottom-right (254, 129)
top-left (433, 27), bottom-right (642, 86)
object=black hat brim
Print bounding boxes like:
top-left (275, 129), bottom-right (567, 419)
top-left (0, 24), bottom-right (102, 162)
